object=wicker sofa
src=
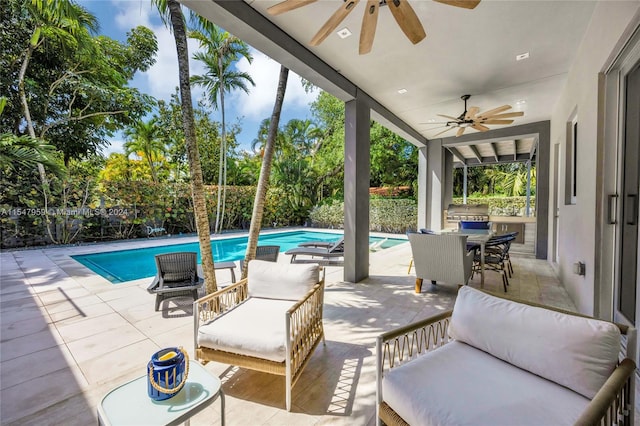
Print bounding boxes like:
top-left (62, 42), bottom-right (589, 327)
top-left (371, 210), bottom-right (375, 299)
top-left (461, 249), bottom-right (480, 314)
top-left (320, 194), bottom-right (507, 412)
top-left (193, 260), bottom-right (324, 411)
top-left (376, 286), bottom-right (636, 425)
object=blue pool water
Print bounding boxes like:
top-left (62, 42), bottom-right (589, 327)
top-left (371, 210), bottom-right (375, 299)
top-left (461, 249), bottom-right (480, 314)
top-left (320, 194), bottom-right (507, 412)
top-left (72, 230), bottom-right (404, 283)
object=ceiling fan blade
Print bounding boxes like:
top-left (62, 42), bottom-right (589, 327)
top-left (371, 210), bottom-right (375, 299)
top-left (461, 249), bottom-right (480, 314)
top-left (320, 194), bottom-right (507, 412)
top-left (386, 0), bottom-right (426, 44)
top-left (477, 105), bottom-right (511, 118)
top-left (359, 0), bottom-right (379, 55)
top-left (483, 111), bottom-right (524, 119)
top-left (267, 0), bottom-right (317, 16)
top-left (432, 0), bottom-right (480, 10)
top-left (456, 127), bottom-right (466, 137)
top-left (433, 126), bottom-right (456, 137)
top-left (310, 0), bottom-right (360, 46)
top-left (465, 106), bottom-right (479, 120)
top-left (437, 114), bottom-right (460, 121)
top-left (472, 123), bottom-right (490, 132)
top-left (481, 119), bottom-right (514, 125)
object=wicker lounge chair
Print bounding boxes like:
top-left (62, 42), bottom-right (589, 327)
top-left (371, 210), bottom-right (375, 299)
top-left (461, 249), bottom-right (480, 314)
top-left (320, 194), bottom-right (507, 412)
top-left (285, 238), bottom-right (344, 264)
top-left (194, 260), bottom-right (325, 411)
top-left (377, 287), bottom-right (637, 426)
top-left (408, 232), bottom-right (473, 293)
top-left (147, 252), bottom-right (204, 311)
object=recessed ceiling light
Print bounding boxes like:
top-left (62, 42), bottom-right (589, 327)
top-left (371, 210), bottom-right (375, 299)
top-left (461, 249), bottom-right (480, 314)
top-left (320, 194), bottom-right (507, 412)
top-left (426, 119), bottom-right (436, 123)
top-left (516, 52), bottom-right (530, 61)
top-left (336, 28), bottom-right (352, 39)
top-left (397, 88), bottom-right (408, 94)
top-left (516, 99), bottom-right (527, 105)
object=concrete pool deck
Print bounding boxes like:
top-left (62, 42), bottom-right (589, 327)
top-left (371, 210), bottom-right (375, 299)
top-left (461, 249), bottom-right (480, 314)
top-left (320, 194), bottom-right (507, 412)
top-left (1, 229), bottom-right (577, 425)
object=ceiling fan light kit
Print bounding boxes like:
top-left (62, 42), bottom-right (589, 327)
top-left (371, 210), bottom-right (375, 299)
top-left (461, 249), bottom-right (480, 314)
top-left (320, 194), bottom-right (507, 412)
top-left (267, 0), bottom-right (480, 54)
top-left (430, 94), bottom-right (524, 137)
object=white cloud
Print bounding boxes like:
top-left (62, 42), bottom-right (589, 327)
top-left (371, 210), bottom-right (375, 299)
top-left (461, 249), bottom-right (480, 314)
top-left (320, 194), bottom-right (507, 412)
top-left (234, 50), bottom-right (319, 120)
top-left (111, 1), bottom-right (205, 102)
top-left (114, 0), bottom-right (153, 29)
top-left (102, 138), bottom-right (126, 156)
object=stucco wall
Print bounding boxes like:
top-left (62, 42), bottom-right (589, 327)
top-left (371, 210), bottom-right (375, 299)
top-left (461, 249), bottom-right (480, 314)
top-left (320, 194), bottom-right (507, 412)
top-left (549, 1), bottom-right (640, 315)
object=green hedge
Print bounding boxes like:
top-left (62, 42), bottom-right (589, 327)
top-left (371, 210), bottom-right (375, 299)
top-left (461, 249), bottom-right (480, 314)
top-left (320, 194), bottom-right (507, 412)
top-left (451, 196), bottom-right (536, 216)
top-left (1, 181), bottom-right (313, 248)
top-left (308, 196), bottom-right (535, 234)
top-left (308, 198), bottom-right (418, 234)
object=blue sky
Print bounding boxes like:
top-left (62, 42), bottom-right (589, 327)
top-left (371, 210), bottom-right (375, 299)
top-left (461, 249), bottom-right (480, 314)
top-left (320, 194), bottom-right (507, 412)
top-left (78, 0), bottom-right (319, 154)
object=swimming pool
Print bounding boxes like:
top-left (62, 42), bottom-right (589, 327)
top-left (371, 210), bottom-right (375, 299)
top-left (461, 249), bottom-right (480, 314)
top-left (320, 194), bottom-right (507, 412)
top-left (72, 230), bottom-right (404, 283)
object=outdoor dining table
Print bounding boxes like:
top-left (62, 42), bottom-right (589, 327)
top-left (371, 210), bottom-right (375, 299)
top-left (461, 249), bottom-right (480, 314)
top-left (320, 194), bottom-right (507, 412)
top-left (439, 228), bottom-right (494, 287)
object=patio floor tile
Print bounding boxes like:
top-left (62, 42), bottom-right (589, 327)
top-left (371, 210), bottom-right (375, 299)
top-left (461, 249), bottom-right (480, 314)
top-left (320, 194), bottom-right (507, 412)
top-left (0, 231), bottom-right (604, 425)
top-left (1, 344), bottom-right (76, 390)
top-left (0, 327), bottom-right (63, 361)
top-left (56, 312), bottom-right (130, 342)
top-left (66, 324), bottom-right (147, 364)
top-left (77, 339), bottom-right (161, 385)
top-left (0, 364), bottom-right (89, 424)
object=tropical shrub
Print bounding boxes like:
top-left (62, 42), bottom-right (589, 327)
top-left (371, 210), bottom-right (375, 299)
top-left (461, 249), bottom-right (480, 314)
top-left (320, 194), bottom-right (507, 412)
top-left (451, 196), bottom-right (536, 216)
top-left (308, 198), bottom-right (418, 234)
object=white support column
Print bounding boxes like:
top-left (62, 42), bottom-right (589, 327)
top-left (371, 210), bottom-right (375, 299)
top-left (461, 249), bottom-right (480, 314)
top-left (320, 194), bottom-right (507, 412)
top-left (344, 94), bottom-right (370, 283)
top-left (526, 160), bottom-right (532, 217)
top-left (417, 146), bottom-right (428, 231)
top-left (426, 139), bottom-right (444, 231)
top-left (463, 164), bottom-right (468, 205)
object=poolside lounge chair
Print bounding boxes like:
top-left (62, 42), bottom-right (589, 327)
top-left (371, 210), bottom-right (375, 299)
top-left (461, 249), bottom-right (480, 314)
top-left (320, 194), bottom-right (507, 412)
top-left (147, 252), bottom-right (204, 311)
top-left (297, 237), bottom-right (343, 249)
top-left (241, 245), bottom-right (281, 272)
top-left (285, 238), bottom-right (344, 264)
top-left (255, 245), bottom-right (280, 262)
top-left (194, 260), bottom-right (325, 411)
top-left (369, 238), bottom-right (388, 252)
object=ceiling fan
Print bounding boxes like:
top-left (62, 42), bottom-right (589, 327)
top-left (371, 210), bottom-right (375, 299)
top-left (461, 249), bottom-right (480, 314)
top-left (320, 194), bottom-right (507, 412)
top-left (267, 0), bottom-right (481, 55)
top-left (428, 94), bottom-right (525, 137)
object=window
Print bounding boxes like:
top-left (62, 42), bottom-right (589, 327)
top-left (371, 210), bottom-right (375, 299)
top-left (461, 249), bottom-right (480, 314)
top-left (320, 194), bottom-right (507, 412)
top-left (565, 112), bottom-right (578, 205)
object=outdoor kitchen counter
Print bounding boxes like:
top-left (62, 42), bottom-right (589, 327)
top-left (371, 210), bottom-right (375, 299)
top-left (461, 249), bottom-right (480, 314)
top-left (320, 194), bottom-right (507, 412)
top-left (489, 215), bottom-right (536, 223)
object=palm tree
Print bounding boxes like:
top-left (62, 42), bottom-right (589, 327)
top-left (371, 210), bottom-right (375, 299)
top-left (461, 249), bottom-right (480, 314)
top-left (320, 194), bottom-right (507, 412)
top-left (18, 0), bottom-right (97, 184)
top-left (190, 22), bottom-right (254, 233)
top-left (242, 65), bottom-right (289, 280)
top-left (152, 0), bottom-right (218, 293)
top-left (17, 0), bottom-right (97, 243)
top-left (251, 118), bottom-right (285, 155)
top-left (124, 118), bottom-right (165, 183)
top-left (0, 133), bottom-right (64, 177)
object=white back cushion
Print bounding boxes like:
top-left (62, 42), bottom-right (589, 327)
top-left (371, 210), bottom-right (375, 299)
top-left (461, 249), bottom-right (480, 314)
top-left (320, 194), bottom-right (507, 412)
top-left (449, 286), bottom-right (621, 399)
top-left (248, 260), bottom-right (320, 301)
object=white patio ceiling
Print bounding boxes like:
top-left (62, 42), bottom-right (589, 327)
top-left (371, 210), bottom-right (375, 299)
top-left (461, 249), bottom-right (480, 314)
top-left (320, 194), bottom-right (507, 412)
top-left (183, 0), bottom-right (597, 144)
top-left (180, 0), bottom-right (596, 165)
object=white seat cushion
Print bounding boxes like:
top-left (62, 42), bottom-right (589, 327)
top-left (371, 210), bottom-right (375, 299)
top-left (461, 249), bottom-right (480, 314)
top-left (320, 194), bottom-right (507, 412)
top-left (449, 286), bottom-right (621, 399)
top-left (248, 260), bottom-right (320, 301)
top-left (198, 297), bottom-right (295, 362)
top-left (382, 341), bottom-right (590, 426)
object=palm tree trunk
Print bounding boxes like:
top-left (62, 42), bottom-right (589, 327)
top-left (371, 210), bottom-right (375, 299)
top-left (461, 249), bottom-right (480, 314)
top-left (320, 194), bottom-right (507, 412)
top-left (18, 35), bottom-right (59, 244)
top-left (147, 149), bottom-right (158, 183)
top-left (242, 66), bottom-right (289, 280)
top-left (213, 56), bottom-right (224, 234)
top-left (220, 88), bottom-right (227, 233)
top-left (167, 0), bottom-right (217, 293)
